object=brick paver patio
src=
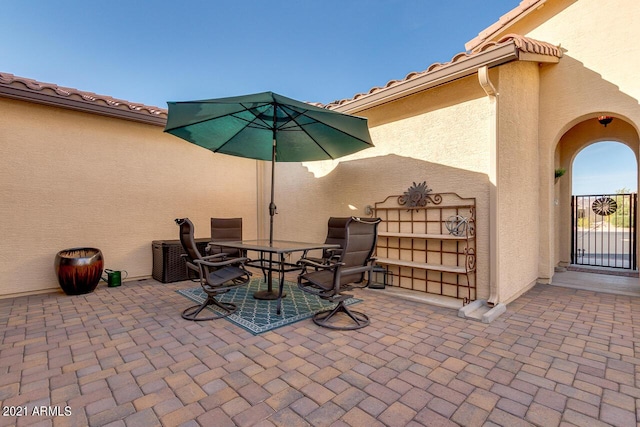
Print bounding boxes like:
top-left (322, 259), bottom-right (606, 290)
top-left (0, 277), bottom-right (639, 426)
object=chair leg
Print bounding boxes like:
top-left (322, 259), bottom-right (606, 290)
top-left (182, 294), bottom-right (237, 321)
top-left (313, 301), bottom-right (370, 330)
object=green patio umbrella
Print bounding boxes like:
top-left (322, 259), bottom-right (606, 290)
top-left (164, 91), bottom-right (374, 245)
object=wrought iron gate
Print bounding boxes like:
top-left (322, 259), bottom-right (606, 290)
top-left (571, 193), bottom-right (637, 269)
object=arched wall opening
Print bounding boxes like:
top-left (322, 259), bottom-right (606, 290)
top-left (571, 142), bottom-right (637, 269)
top-left (554, 115), bottom-right (640, 274)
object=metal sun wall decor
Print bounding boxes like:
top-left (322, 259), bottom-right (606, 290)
top-left (398, 181), bottom-right (442, 208)
top-left (591, 196), bottom-right (618, 216)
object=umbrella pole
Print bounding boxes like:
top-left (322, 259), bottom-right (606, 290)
top-left (267, 137), bottom-right (276, 295)
top-left (254, 136), bottom-right (285, 301)
top-left (269, 137), bottom-right (276, 245)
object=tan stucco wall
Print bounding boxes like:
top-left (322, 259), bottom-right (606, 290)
top-left (527, 0), bottom-right (640, 102)
top-left (471, 0), bottom-right (640, 284)
top-left (527, 0), bottom-right (640, 280)
top-left (495, 61), bottom-right (541, 302)
top-left (274, 77), bottom-right (493, 300)
top-left (272, 0), bottom-right (640, 301)
top-left (0, 98), bottom-right (258, 297)
top-left (5, 0), bottom-right (639, 304)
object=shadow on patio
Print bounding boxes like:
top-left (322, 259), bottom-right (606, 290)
top-left (0, 274), bottom-right (639, 427)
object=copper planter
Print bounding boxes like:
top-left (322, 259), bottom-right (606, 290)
top-left (54, 248), bottom-right (104, 295)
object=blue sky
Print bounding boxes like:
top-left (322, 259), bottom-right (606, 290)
top-left (2, 1), bottom-right (636, 194)
top-left (1, 0), bottom-right (518, 107)
top-left (573, 142), bottom-right (637, 195)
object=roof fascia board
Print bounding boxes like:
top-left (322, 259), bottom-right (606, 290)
top-left (333, 42), bottom-right (519, 114)
top-left (518, 52), bottom-right (559, 63)
top-left (0, 85), bottom-right (167, 126)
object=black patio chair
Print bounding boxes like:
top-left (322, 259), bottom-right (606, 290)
top-left (175, 218), bottom-right (251, 321)
top-left (207, 217), bottom-right (244, 258)
top-left (299, 217), bottom-right (350, 267)
top-left (297, 217), bottom-right (381, 330)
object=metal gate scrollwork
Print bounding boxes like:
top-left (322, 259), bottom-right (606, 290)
top-left (572, 193), bottom-right (636, 270)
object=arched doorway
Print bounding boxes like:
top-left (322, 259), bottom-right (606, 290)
top-left (571, 142), bottom-right (637, 269)
top-left (554, 115), bottom-right (640, 276)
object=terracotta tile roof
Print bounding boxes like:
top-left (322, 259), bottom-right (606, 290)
top-left (0, 72), bottom-right (167, 125)
top-left (466, 0), bottom-right (547, 51)
top-left (319, 34), bottom-right (561, 111)
top-left (479, 33), bottom-right (562, 57)
top-left (2, 19), bottom-right (560, 120)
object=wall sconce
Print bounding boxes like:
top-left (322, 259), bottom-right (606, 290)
top-left (597, 115), bottom-right (613, 127)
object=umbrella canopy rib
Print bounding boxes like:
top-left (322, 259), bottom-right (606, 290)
top-left (212, 104), bottom-right (276, 155)
top-left (270, 104), bottom-right (335, 159)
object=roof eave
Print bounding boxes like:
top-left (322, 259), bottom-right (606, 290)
top-left (332, 42), bottom-right (520, 114)
top-left (0, 77), bottom-right (167, 126)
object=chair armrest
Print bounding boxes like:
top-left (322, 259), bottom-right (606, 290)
top-left (202, 253), bottom-right (228, 261)
top-left (337, 259), bottom-right (377, 288)
top-left (181, 253), bottom-right (227, 262)
top-left (326, 248), bottom-right (343, 257)
top-left (195, 256), bottom-right (249, 268)
top-left (298, 258), bottom-right (342, 270)
top-left (184, 261), bottom-right (199, 272)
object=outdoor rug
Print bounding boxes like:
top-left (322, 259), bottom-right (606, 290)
top-left (176, 277), bottom-right (361, 334)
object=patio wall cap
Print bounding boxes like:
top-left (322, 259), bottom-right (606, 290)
top-left (0, 72), bottom-right (168, 126)
top-left (319, 34), bottom-right (561, 113)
